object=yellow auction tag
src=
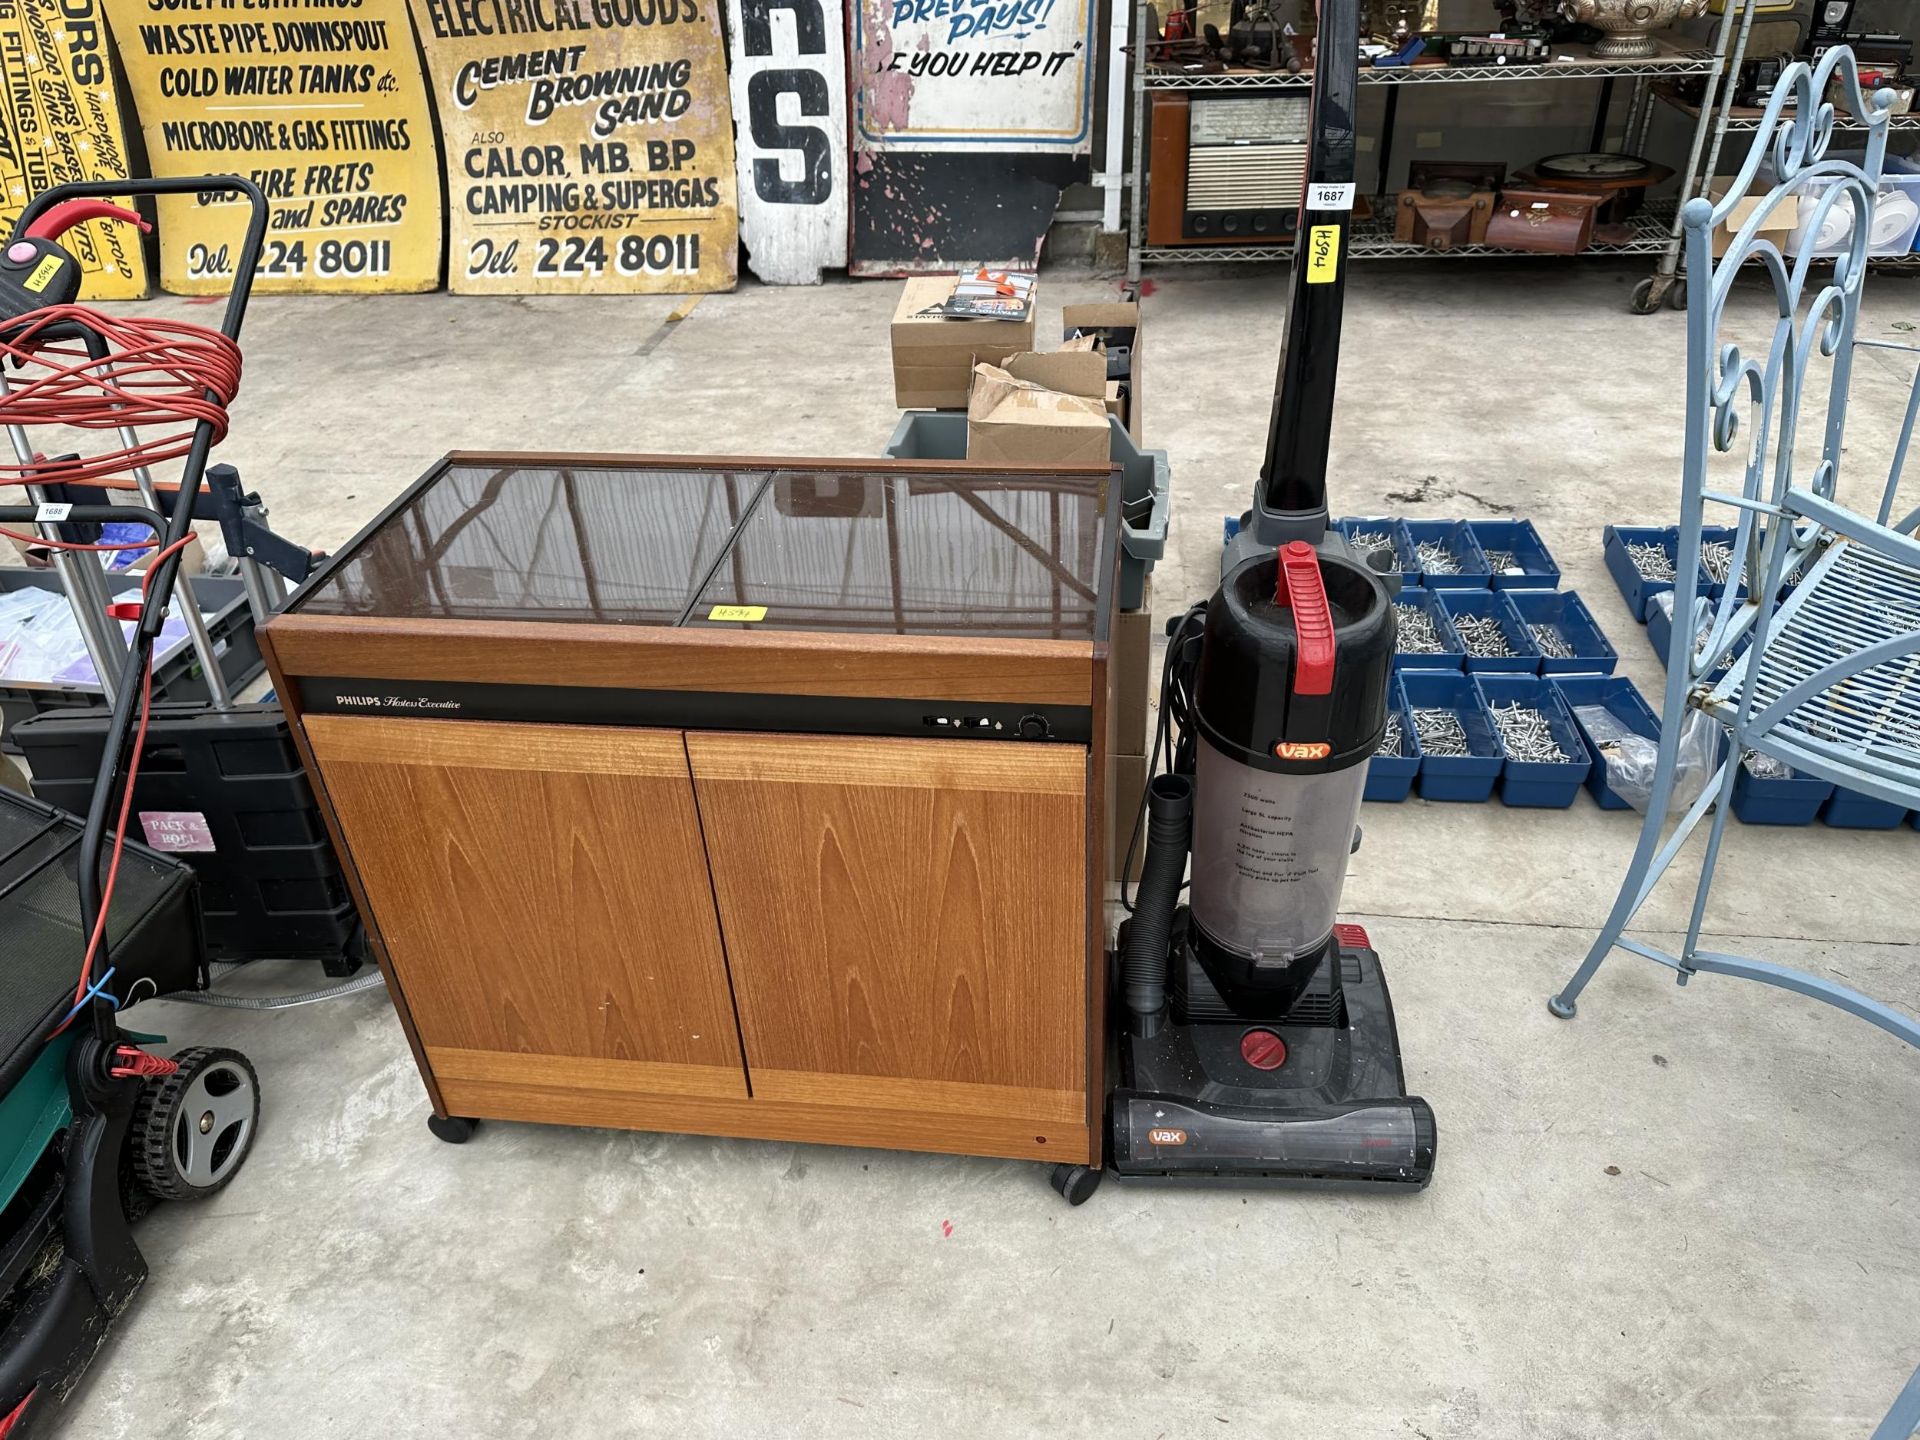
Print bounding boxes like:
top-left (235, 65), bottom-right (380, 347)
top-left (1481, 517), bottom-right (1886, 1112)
top-left (21, 255), bottom-right (63, 294)
top-left (708, 604), bottom-right (768, 623)
top-left (1306, 225), bottom-right (1340, 284)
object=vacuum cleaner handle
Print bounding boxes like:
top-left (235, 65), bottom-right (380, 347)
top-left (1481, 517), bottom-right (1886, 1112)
top-left (13, 177), bottom-right (270, 342)
top-left (1247, 0), bottom-right (1361, 549)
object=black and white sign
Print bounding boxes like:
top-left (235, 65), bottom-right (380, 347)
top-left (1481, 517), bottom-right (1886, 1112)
top-left (726, 0), bottom-right (849, 283)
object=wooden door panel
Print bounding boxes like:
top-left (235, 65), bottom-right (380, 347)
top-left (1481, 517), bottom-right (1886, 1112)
top-left (686, 733), bottom-right (1087, 1126)
top-left (306, 716), bottom-right (746, 1098)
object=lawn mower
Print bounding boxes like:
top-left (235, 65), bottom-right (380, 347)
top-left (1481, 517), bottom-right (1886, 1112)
top-left (0, 177), bottom-right (271, 1436)
top-left (1092, 0), bottom-right (1436, 1196)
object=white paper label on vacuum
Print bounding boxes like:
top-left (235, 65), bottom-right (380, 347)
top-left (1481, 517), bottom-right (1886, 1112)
top-left (35, 503), bottom-right (71, 523)
top-left (140, 811), bottom-right (217, 854)
top-left (1308, 182), bottom-right (1357, 212)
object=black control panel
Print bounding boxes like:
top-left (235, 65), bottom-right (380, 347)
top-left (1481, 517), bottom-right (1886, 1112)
top-left (298, 677), bottom-right (1091, 745)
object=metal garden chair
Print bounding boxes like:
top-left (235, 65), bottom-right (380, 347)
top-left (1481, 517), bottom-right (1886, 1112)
top-left (1544, 48), bottom-right (1920, 1440)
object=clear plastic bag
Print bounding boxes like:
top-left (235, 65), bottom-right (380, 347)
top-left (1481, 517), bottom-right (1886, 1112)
top-left (1573, 704), bottom-right (1719, 815)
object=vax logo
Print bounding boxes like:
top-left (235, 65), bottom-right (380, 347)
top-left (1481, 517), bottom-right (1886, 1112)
top-left (1273, 741), bottom-right (1332, 760)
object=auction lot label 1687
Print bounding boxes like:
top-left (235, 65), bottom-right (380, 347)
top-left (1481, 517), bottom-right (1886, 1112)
top-left (411, 0), bottom-right (738, 293)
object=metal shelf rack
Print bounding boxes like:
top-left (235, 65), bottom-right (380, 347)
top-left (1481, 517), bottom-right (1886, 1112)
top-left (1139, 205), bottom-right (1677, 264)
top-left (1126, 29), bottom-right (1724, 279)
top-left (1622, 0), bottom-right (1920, 313)
top-left (1652, 85), bottom-right (1920, 134)
top-left (1143, 46), bottom-right (1718, 88)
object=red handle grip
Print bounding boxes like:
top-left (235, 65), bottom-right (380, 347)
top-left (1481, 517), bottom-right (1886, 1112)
top-left (1277, 540), bottom-right (1335, 696)
top-left (24, 200), bottom-right (151, 242)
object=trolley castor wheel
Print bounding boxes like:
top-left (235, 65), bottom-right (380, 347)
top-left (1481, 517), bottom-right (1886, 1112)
top-left (428, 1114), bottom-right (478, 1144)
top-left (1547, 995), bottom-right (1577, 1020)
top-left (1629, 277), bottom-right (1662, 315)
top-left (1666, 277), bottom-right (1688, 312)
top-left (130, 1046), bottom-right (260, 1202)
top-left (1049, 1163), bottom-right (1102, 1205)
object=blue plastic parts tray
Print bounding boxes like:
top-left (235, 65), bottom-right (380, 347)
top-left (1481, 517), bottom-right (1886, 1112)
top-left (1822, 787), bottom-right (1910, 829)
top-left (1401, 519), bottom-right (1490, 589)
top-left (1603, 524), bottom-right (1710, 622)
top-left (1401, 671), bottom-right (1502, 802)
top-left (1467, 519), bottom-right (1560, 589)
top-left (1476, 674), bottom-right (1593, 808)
top-left (1390, 586), bottom-right (1464, 671)
top-left (1364, 675), bottom-right (1419, 803)
top-left (1436, 590), bottom-right (1539, 673)
top-left (1698, 525), bottom-right (1741, 601)
top-left (1646, 590), bottom-right (1749, 680)
top-left (1334, 517), bottom-right (1418, 588)
top-left (1730, 756), bottom-right (1835, 826)
top-left (1506, 590), bottom-right (1617, 675)
top-left (1645, 587), bottom-right (1681, 664)
top-left (1551, 675), bottom-right (1659, 810)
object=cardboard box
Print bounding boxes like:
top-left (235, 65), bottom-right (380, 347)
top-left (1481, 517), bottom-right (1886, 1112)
top-left (1063, 300), bottom-right (1143, 444)
top-left (1707, 177), bottom-right (1799, 259)
top-left (1109, 751), bottom-right (1147, 883)
top-left (892, 275), bottom-right (1037, 410)
top-left (1112, 576), bottom-right (1152, 755)
top-left (965, 353), bottom-right (1111, 466)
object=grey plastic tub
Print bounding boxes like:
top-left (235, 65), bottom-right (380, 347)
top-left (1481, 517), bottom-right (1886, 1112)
top-left (884, 411), bottom-right (1170, 611)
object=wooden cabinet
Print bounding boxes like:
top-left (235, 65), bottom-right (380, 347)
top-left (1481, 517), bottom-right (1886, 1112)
top-left (688, 734), bottom-right (1088, 1154)
top-left (264, 454), bottom-right (1118, 1168)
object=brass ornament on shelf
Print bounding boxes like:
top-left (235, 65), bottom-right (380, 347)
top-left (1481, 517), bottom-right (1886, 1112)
top-left (1559, 0), bottom-right (1709, 59)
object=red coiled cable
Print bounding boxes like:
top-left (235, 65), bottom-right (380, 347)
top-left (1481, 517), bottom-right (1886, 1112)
top-left (37, 530), bottom-right (197, 1040)
top-left (0, 304), bottom-right (242, 488)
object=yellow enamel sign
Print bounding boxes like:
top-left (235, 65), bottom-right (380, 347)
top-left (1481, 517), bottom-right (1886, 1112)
top-left (0, 0), bottom-right (147, 299)
top-left (101, 0), bottom-right (443, 294)
top-left (409, 0), bottom-right (738, 294)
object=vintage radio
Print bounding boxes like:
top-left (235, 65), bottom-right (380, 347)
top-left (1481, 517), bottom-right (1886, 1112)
top-left (1148, 91), bottom-right (1312, 246)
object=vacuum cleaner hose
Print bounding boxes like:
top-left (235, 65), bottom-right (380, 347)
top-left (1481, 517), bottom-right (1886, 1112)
top-left (1124, 773), bottom-right (1192, 1037)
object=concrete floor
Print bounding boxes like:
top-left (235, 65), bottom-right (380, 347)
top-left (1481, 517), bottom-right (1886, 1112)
top-left (22, 259), bottom-right (1920, 1438)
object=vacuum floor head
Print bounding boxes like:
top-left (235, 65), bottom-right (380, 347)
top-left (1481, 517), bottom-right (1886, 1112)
top-left (1109, 922), bottom-right (1436, 1188)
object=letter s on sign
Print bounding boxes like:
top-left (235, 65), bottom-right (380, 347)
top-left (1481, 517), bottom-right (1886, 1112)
top-left (746, 70), bottom-right (831, 206)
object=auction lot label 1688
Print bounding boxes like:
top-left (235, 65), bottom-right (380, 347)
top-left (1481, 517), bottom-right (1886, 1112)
top-left (411, 0), bottom-right (738, 293)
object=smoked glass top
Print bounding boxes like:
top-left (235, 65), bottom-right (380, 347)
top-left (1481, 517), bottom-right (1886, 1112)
top-left (298, 460), bottom-right (1110, 639)
top-left (296, 462), bottom-right (763, 623)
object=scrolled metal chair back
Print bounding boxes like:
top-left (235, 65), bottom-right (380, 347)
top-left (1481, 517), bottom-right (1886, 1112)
top-left (1671, 49), bottom-right (1897, 693)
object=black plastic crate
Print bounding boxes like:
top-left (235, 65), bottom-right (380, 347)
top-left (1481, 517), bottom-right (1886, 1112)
top-left (0, 570), bottom-right (263, 752)
top-left (16, 703), bottom-right (364, 972)
top-left (0, 788), bottom-right (203, 1088)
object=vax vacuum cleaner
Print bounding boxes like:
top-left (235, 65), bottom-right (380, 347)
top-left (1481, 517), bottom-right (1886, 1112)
top-left (1100, 0), bottom-right (1435, 1192)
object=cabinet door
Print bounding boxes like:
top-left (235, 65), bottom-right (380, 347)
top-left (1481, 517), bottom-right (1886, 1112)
top-left (686, 733), bottom-right (1088, 1152)
top-left (305, 716), bottom-right (748, 1102)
